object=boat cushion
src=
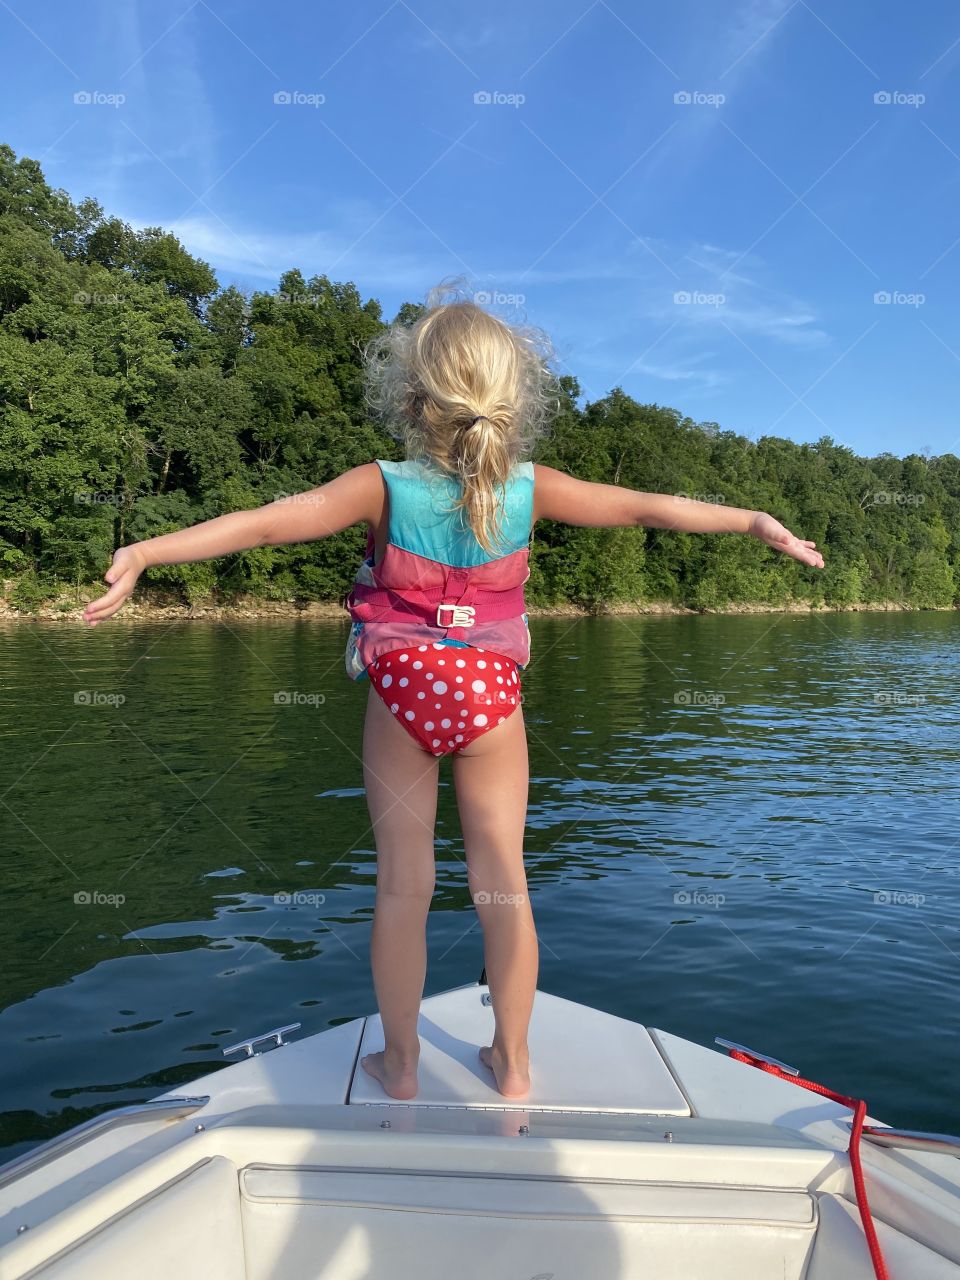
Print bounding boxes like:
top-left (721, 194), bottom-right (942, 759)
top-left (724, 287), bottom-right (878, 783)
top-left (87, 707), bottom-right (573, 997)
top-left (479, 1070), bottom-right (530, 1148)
top-left (806, 1193), bottom-right (960, 1279)
top-left (23, 1156), bottom-right (245, 1280)
top-left (240, 1166), bottom-right (817, 1280)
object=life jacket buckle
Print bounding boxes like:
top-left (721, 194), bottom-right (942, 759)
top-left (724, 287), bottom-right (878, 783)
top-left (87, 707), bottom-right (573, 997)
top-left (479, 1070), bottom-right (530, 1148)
top-left (436, 603), bottom-right (475, 628)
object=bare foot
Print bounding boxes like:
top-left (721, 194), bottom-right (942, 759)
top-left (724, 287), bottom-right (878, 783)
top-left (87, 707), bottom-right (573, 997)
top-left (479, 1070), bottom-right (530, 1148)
top-left (479, 1044), bottom-right (530, 1098)
top-left (360, 1048), bottom-right (419, 1100)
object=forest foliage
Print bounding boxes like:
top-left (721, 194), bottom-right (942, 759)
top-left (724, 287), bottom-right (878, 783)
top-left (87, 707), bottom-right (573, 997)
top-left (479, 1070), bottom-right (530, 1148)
top-left (1, 144), bottom-right (957, 614)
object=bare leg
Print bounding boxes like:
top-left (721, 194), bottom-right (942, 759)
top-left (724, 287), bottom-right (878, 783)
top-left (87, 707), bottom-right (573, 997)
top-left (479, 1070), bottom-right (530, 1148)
top-left (452, 705), bottom-right (537, 1098)
top-left (360, 685), bottom-right (439, 1099)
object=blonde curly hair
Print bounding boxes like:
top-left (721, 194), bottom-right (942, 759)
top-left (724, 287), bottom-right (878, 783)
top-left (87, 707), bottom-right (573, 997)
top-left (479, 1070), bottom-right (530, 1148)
top-left (362, 277), bottom-right (561, 553)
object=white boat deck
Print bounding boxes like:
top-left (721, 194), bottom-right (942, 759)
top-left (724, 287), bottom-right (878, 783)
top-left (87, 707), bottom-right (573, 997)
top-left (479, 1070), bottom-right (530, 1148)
top-left (349, 985), bottom-right (691, 1114)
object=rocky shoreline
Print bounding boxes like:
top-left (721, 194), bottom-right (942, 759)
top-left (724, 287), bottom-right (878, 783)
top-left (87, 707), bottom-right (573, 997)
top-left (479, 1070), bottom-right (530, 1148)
top-left (0, 587), bottom-right (951, 624)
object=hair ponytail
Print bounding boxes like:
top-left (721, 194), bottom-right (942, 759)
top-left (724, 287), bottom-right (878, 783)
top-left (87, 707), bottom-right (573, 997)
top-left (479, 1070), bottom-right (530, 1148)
top-left (362, 280), bottom-right (561, 553)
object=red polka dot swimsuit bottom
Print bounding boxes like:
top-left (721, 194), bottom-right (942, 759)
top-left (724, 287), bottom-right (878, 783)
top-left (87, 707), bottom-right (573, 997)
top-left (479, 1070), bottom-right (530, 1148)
top-left (368, 643), bottom-right (521, 757)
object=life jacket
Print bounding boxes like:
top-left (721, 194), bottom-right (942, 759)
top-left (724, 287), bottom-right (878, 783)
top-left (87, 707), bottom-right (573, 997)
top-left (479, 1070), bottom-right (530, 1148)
top-left (344, 458), bottom-right (534, 681)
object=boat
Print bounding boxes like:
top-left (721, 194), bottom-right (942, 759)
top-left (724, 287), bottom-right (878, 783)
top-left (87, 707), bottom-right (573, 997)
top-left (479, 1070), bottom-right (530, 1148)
top-left (1, 978), bottom-right (958, 1278)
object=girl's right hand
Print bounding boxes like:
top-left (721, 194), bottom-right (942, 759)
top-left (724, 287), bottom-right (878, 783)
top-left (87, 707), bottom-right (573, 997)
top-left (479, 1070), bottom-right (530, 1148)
top-left (83, 545), bottom-right (148, 626)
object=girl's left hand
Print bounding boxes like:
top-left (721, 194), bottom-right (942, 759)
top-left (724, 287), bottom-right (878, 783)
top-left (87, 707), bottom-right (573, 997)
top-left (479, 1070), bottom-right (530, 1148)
top-left (749, 512), bottom-right (825, 568)
top-left (82, 544), bottom-right (148, 626)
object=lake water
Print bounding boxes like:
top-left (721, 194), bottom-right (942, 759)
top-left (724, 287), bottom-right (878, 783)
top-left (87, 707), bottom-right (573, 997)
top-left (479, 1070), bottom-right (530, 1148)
top-left (1, 609), bottom-right (958, 1159)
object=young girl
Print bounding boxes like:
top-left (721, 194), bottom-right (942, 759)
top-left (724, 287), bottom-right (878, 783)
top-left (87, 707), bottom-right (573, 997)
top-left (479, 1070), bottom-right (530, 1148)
top-left (83, 286), bottom-right (824, 1102)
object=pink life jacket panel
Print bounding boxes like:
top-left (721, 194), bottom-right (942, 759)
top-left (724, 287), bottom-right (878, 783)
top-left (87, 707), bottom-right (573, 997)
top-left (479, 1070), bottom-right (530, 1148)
top-left (345, 458), bottom-right (534, 680)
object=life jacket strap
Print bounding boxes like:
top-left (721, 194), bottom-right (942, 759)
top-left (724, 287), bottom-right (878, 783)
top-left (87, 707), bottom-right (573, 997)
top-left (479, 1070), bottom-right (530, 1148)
top-left (346, 582), bottom-right (526, 627)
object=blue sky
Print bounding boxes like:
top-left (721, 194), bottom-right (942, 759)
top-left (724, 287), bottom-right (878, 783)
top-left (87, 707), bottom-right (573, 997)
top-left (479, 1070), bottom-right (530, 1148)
top-left (3, 0), bottom-right (960, 457)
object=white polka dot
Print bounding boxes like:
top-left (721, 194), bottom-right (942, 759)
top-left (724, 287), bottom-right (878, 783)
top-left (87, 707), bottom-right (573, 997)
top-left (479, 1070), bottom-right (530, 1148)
top-left (435, 702), bottom-right (441, 709)
top-left (418, 646), bottom-right (428, 651)
top-left (399, 653), bottom-right (409, 662)
top-left (471, 679), bottom-right (486, 693)
top-left (455, 675), bottom-right (464, 683)
top-left (455, 734), bottom-right (464, 742)
top-left (456, 658), bottom-right (466, 667)
top-left (405, 710), bottom-right (415, 721)
top-left (447, 739), bottom-right (455, 747)
top-left (477, 660), bottom-right (487, 669)
top-left (417, 691), bottom-right (426, 699)
top-left (432, 738), bottom-right (441, 747)
top-left (425, 671), bottom-right (434, 680)
top-left (390, 703), bottom-right (399, 713)
top-left (381, 673), bottom-right (393, 688)
top-left (494, 662), bottom-right (502, 670)
top-left (437, 659), bottom-right (445, 665)
top-left (496, 675), bottom-right (504, 683)
top-left (457, 721), bottom-right (466, 729)
top-left (498, 716), bottom-right (505, 724)
top-left (413, 661), bottom-right (423, 669)
top-left (473, 713), bottom-right (488, 727)
top-left (441, 718), bottom-right (451, 728)
top-left (454, 690), bottom-right (465, 700)
top-left (424, 721), bottom-right (434, 730)
top-left (434, 681), bottom-right (448, 694)
top-left (398, 676), bottom-right (409, 687)
top-left (432, 643), bottom-right (445, 650)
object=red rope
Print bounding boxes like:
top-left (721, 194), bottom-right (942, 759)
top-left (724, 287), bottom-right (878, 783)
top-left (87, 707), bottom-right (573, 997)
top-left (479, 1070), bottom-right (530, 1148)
top-left (726, 1048), bottom-right (890, 1280)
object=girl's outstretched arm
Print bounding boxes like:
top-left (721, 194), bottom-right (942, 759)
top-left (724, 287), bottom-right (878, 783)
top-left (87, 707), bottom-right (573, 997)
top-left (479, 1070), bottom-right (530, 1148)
top-left (533, 464), bottom-right (824, 568)
top-left (83, 463), bottom-right (384, 626)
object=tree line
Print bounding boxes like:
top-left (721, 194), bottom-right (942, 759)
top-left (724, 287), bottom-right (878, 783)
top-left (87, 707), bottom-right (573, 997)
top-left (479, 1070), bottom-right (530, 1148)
top-left (1, 143), bottom-right (956, 615)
